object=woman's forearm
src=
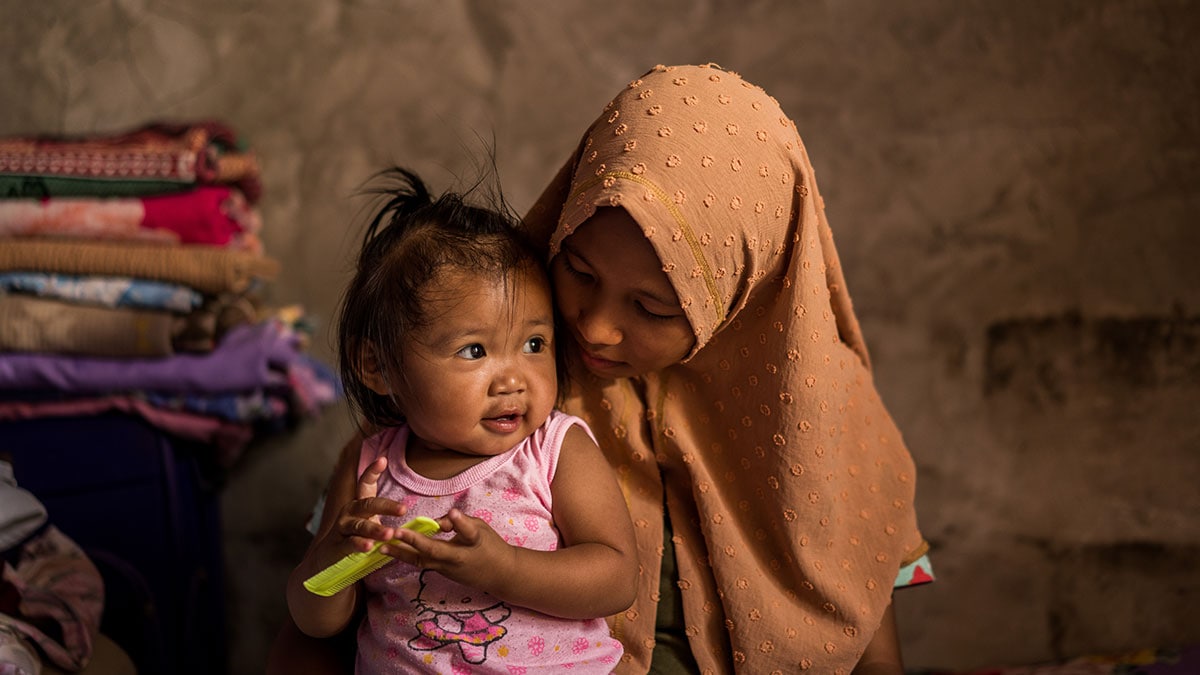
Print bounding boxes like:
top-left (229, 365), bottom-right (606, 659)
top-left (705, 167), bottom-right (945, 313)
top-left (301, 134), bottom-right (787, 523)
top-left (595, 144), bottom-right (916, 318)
top-left (853, 600), bottom-right (904, 675)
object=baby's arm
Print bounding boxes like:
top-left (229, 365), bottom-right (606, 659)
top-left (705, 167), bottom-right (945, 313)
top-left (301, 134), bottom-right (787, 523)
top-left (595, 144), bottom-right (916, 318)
top-left (286, 436), bottom-right (407, 637)
top-left (390, 425), bottom-right (638, 619)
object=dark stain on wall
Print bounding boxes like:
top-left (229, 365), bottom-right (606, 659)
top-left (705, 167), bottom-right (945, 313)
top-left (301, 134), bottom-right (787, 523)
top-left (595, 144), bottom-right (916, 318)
top-left (984, 312), bottom-right (1200, 401)
top-left (1022, 537), bottom-right (1200, 658)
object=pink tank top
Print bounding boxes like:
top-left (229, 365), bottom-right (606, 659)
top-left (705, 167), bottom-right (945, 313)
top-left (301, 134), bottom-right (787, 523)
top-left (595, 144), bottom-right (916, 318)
top-left (355, 410), bottom-right (623, 674)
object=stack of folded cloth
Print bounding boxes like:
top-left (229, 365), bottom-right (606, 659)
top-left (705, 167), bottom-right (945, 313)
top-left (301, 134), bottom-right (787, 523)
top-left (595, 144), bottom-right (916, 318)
top-left (0, 121), bottom-right (337, 465)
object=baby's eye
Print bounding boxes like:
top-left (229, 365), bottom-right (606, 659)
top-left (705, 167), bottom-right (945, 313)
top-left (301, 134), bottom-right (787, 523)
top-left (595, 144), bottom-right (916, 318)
top-left (523, 337), bottom-right (546, 354)
top-left (456, 344), bottom-right (486, 360)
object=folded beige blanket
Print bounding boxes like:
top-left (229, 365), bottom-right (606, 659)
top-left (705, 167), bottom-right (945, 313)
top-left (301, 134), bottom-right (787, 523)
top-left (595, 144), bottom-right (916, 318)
top-left (0, 239), bottom-right (278, 295)
top-left (0, 294), bottom-right (185, 357)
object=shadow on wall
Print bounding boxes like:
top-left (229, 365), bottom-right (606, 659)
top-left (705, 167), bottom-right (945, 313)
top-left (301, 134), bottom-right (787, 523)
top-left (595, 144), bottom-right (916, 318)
top-left (979, 310), bottom-right (1200, 659)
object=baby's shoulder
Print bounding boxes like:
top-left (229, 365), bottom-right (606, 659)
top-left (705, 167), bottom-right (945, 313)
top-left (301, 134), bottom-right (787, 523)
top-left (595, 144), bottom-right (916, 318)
top-left (539, 409), bottom-right (596, 447)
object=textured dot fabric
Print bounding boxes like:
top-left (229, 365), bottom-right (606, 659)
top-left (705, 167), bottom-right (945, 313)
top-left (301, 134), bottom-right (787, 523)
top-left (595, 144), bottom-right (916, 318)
top-left (525, 64), bottom-right (927, 674)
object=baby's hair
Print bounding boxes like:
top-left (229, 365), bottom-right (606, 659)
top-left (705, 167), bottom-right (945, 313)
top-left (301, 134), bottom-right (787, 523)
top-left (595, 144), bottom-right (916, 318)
top-left (337, 166), bottom-right (545, 429)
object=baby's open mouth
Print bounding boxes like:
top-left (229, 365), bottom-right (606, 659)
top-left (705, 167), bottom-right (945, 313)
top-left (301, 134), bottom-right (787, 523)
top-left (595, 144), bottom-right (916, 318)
top-left (481, 412), bottom-right (523, 433)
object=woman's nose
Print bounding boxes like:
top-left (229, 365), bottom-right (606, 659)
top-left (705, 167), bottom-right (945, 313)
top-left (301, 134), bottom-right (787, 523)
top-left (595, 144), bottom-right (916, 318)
top-left (574, 305), bottom-right (622, 347)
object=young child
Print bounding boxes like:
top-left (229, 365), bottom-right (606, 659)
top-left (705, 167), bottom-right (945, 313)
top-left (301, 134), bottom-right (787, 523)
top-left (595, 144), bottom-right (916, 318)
top-left (286, 168), bottom-right (637, 674)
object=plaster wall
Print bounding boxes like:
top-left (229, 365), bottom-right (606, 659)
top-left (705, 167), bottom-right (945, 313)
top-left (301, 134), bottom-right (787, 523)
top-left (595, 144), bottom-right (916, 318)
top-left (1, 1), bottom-right (1197, 672)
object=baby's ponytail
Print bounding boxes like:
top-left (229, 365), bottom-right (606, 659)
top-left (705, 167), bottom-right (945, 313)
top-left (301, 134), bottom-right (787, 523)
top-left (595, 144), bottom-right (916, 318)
top-left (356, 167), bottom-right (434, 271)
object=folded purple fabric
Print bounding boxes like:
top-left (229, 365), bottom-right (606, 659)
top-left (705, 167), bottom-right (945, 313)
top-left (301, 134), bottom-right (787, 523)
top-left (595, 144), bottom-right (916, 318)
top-left (0, 320), bottom-right (298, 394)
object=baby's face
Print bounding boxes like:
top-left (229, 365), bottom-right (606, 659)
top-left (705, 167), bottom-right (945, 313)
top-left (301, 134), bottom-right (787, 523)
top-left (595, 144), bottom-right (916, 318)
top-left (389, 266), bottom-right (558, 457)
top-left (552, 207), bottom-right (696, 379)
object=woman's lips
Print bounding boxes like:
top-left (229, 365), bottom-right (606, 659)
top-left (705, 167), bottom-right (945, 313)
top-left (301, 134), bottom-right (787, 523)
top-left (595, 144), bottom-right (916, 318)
top-left (580, 349), bottom-right (624, 372)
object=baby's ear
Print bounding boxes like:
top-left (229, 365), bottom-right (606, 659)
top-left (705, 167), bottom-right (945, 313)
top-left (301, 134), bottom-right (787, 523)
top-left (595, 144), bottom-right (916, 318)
top-left (359, 343), bottom-right (391, 395)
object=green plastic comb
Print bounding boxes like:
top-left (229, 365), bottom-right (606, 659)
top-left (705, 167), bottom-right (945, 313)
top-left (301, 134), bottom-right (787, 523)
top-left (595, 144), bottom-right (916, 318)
top-left (303, 516), bottom-right (440, 597)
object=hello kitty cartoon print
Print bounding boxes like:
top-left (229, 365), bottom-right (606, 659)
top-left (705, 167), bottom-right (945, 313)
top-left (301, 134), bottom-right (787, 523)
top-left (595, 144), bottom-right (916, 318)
top-left (407, 569), bottom-right (511, 665)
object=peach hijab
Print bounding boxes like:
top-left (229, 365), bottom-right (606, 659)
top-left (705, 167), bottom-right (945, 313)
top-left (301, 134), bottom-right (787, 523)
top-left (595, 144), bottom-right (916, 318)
top-left (525, 64), bottom-right (926, 674)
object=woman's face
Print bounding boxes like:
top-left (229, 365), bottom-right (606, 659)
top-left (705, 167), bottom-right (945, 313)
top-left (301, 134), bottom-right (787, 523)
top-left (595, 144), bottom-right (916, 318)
top-left (551, 207), bottom-right (696, 379)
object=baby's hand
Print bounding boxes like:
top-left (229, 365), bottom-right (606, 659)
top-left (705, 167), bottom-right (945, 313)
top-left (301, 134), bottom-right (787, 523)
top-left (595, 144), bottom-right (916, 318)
top-left (385, 508), bottom-right (514, 590)
top-left (329, 456), bottom-right (407, 556)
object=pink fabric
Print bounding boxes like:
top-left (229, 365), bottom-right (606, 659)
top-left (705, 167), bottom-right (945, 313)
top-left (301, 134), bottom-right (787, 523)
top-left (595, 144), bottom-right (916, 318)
top-left (355, 410), bottom-right (622, 674)
top-left (0, 198), bottom-right (170, 242)
top-left (142, 186), bottom-right (260, 246)
top-left (0, 186), bottom-right (260, 248)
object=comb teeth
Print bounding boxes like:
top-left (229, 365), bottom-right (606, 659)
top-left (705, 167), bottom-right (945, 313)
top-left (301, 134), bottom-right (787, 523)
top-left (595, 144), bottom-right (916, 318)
top-left (303, 516), bottom-right (441, 597)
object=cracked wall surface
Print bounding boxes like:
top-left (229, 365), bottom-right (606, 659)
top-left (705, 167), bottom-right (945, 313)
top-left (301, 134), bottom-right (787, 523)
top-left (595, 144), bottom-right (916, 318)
top-left (2, 1), bottom-right (1198, 672)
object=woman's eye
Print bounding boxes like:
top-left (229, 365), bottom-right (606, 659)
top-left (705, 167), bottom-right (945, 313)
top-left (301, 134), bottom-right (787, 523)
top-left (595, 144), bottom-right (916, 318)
top-left (456, 344), bottom-right (486, 360)
top-left (523, 337), bottom-right (546, 354)
top-left (562, 254), bottom-right (594, 282)
top-left (636, 302), bottom-right (681, 321)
